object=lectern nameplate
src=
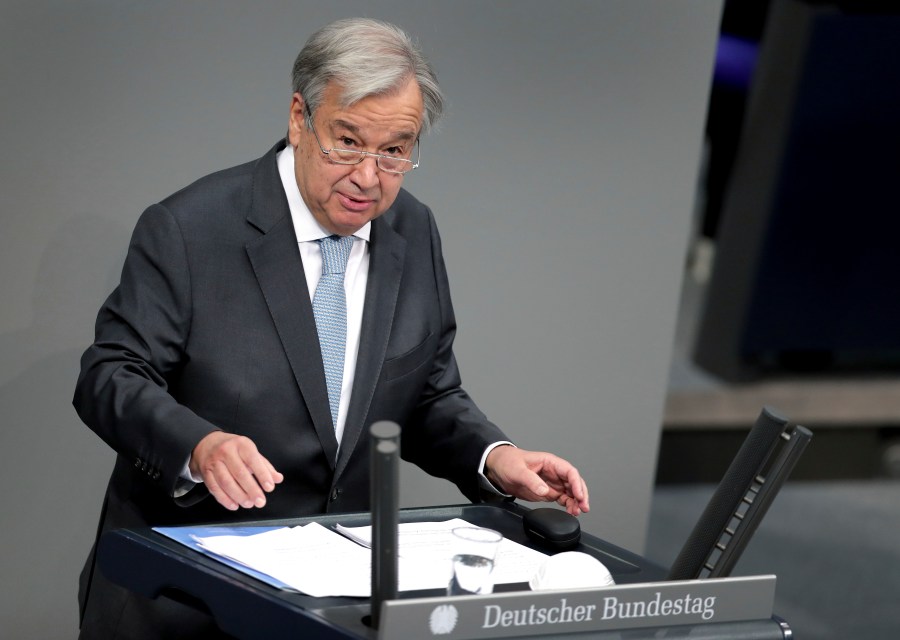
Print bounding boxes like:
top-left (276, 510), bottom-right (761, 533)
top-left (377, 575), bottom-right (776, 639)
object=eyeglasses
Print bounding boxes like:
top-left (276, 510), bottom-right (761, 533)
top-left (305, 109), bottom-right (419, 175)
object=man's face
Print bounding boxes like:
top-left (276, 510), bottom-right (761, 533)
top-left (288, 78), bottom-right (424, 236)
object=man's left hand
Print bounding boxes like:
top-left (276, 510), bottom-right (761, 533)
top-left (485, 445), bottom-right (590, 516)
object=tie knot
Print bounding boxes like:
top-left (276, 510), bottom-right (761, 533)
top-left (318, 235), bottom-right (354, 275)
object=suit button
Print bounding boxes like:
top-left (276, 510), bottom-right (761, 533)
top-left (330, 488), bottom-right (341, 502)
top-left (152, 470), bottom-right (161, 480)
top-left (134, 457), bottom-right (142, 468)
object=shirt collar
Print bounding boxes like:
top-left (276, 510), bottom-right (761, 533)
top-left (276, 144), bottom-right (371, 243)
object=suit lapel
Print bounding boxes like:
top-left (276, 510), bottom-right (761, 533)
top-left (244, 143), bottom-right (339, 466)
top-left (334, 215), bottom-right (406, 480)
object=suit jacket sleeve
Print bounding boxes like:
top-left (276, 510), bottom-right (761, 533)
top-left (73, 204), bottom-right (219, 497)
top-left (396, 205), bottom-right (509, 502)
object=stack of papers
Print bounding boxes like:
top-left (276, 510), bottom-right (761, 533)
top-left (157, 518), bottom-right (547, 598)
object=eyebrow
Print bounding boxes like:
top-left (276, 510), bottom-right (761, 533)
top-left (331, 118), bottom-right (418, 144)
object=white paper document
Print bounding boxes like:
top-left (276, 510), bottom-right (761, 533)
top-left (336, 518), bottom-right (549, 587)
top-left (195, 522), bottom-right (372, 597)
top-left (193, 518), bottom-right (548, 598)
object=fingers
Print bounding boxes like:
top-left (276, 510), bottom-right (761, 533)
top-left (541, 454), bottom-right (590, 514)
top-left (513, 451), bottom-right (591, 516)
top-left (579, 477), bottom-right (590, 512)
top-left (555, 477), bottom-right (589, 516)
top-left (558, 465), bottom-right (590, 516)
top-left (191, 432), bottom-right (283, 511)
top-left (487, 447), bottom-right (588, 513)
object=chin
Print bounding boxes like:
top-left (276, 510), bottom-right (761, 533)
top-left (330, 210), bottom-right (381, 235)
top-left (327, 218), bottom-right (367, 237)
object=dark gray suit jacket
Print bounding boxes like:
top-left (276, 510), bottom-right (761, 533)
top-left (73, 140), bottom-right (506, 638)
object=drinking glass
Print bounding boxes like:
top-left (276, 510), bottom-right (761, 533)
top-left (447, 527), bottom-right (503, 596)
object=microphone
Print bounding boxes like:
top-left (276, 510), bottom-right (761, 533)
top-left (368, 420), bottom-right (401, 629)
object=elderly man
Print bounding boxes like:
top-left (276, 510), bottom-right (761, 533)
top-left (74, 18), bottom-right (589, 639)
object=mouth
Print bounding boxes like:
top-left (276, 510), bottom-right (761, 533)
top-left (337, 192), bottom-right (376, 213)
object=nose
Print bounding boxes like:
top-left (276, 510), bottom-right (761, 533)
top-left (348, 154), bottom-right (380, 191)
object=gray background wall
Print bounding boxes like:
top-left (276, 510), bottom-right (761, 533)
top-left (0, 1), bottom-right (722, 636)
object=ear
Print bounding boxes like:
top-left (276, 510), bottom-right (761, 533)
top-left (288, 93), bottom-right (306, 147)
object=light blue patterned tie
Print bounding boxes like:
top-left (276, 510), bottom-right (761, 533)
top-left (313, 234), bottom-right (355, 430)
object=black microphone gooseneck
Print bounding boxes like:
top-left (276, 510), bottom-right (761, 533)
top-left (368, 420), bottom-right (400, 629)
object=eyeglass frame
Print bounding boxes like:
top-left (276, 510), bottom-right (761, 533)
top-left (304, 107), bottom-right (420, 174)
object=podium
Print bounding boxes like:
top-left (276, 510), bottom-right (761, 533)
top-left (98, 502), bottom-right (791, 639)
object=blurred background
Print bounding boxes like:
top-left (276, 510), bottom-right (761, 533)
top-left (648, 1), bottom-right (900, 638)
top-left (1, 0), bottom-right (898, 638)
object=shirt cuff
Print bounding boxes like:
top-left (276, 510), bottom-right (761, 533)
top-left (173, 457), bottom-right (203, 498)
top-left (478, 441), bottom-right (515, 497)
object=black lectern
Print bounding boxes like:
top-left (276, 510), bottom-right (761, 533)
top-left (98, 502), bottom-right (791, 639)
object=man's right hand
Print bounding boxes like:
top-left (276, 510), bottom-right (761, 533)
top-left (189, 432), bottom-right (284, 511)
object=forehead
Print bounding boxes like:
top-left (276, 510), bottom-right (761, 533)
top-left (319, 79), bottom-right (424, 138)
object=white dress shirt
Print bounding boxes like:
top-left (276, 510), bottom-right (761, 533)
top-left (276, 146), bottom-right (369, 449)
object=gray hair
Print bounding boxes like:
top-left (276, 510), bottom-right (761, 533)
top-left (291, 18), bottom-right (444, 134)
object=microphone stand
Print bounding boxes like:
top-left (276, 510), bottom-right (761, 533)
top-left (368, 420), bottom-right (400, 629)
